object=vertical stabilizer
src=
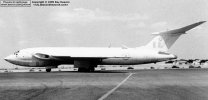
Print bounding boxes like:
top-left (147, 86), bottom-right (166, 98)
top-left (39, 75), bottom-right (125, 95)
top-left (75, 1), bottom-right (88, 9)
top-left (145, 21), bottom-right (206, 51)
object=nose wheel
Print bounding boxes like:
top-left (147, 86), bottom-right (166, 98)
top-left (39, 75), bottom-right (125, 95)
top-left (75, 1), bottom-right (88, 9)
top-left (46, 68), bottom-right (51, 72)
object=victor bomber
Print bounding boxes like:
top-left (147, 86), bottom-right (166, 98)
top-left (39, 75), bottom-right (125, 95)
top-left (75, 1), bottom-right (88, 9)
top-left (4, 21), bottom-right (206, 72)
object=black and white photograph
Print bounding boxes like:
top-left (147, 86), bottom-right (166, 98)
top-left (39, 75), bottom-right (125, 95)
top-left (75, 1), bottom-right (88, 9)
top-left (0, 0), bottom-right (208, 100)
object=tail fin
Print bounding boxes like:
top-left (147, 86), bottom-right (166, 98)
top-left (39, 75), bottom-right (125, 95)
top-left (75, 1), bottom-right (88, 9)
top-left (145, 21), bottom-right (206, 51)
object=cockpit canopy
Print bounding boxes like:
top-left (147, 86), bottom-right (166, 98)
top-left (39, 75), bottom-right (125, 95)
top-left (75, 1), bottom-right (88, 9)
top-left (14, 51), bottom-right (20, 55)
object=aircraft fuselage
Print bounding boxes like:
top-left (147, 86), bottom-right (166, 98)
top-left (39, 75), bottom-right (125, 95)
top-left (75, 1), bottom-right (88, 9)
top-left (4, 47), bottom-right (177, 67)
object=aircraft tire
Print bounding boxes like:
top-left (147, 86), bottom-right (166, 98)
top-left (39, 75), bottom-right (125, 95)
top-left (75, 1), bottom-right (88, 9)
top-left (78, 68), bottom-right (91, 72)
top-left (46, 68), bottom-right (51, 72)
top-left (89, 67), bottom-right (95, 72)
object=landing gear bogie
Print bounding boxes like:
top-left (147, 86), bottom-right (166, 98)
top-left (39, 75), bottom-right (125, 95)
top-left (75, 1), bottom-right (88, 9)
top-left (78, 67), bottom-right (95, 72)
top-left (46, 68), bottom-right (51, 72)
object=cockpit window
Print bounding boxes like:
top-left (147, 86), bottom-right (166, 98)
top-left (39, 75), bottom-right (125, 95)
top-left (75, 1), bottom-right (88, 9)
top-left (14, 51), bottom-right (20, 55)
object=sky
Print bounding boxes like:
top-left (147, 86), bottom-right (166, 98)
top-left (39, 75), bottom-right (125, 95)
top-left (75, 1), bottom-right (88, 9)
top-left (0, 0), bottom-right (208, 68)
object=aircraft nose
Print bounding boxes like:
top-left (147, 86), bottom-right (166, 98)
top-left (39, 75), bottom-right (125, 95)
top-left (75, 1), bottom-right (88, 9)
top-left (4, 55), bottom-right (16, 62)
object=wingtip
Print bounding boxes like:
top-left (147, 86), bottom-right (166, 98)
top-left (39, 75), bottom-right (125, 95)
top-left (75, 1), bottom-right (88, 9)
top-left (199, 21), bottom-right (206, 24)
top-left (194, 21), bottom-right (206, 26)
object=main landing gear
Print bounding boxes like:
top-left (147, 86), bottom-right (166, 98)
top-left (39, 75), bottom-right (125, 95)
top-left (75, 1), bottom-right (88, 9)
top-left (46, 68), bottom-right (51, 72)
top-left (78, 67), bottom-right (95, 72)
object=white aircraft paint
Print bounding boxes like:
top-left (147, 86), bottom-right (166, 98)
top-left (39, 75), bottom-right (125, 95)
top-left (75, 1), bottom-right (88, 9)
top-left (4, 21), bottom-right (206, 72)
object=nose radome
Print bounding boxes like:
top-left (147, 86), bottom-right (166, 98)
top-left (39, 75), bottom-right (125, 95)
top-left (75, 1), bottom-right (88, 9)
top-left (4, 55), bottom-right (15, 62)
top-left (4, 57), bottom-right (8, 61)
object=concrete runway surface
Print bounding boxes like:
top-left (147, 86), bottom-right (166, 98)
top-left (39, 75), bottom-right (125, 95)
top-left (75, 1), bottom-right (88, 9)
top-left (0, 69), bottom-right (208, 100)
